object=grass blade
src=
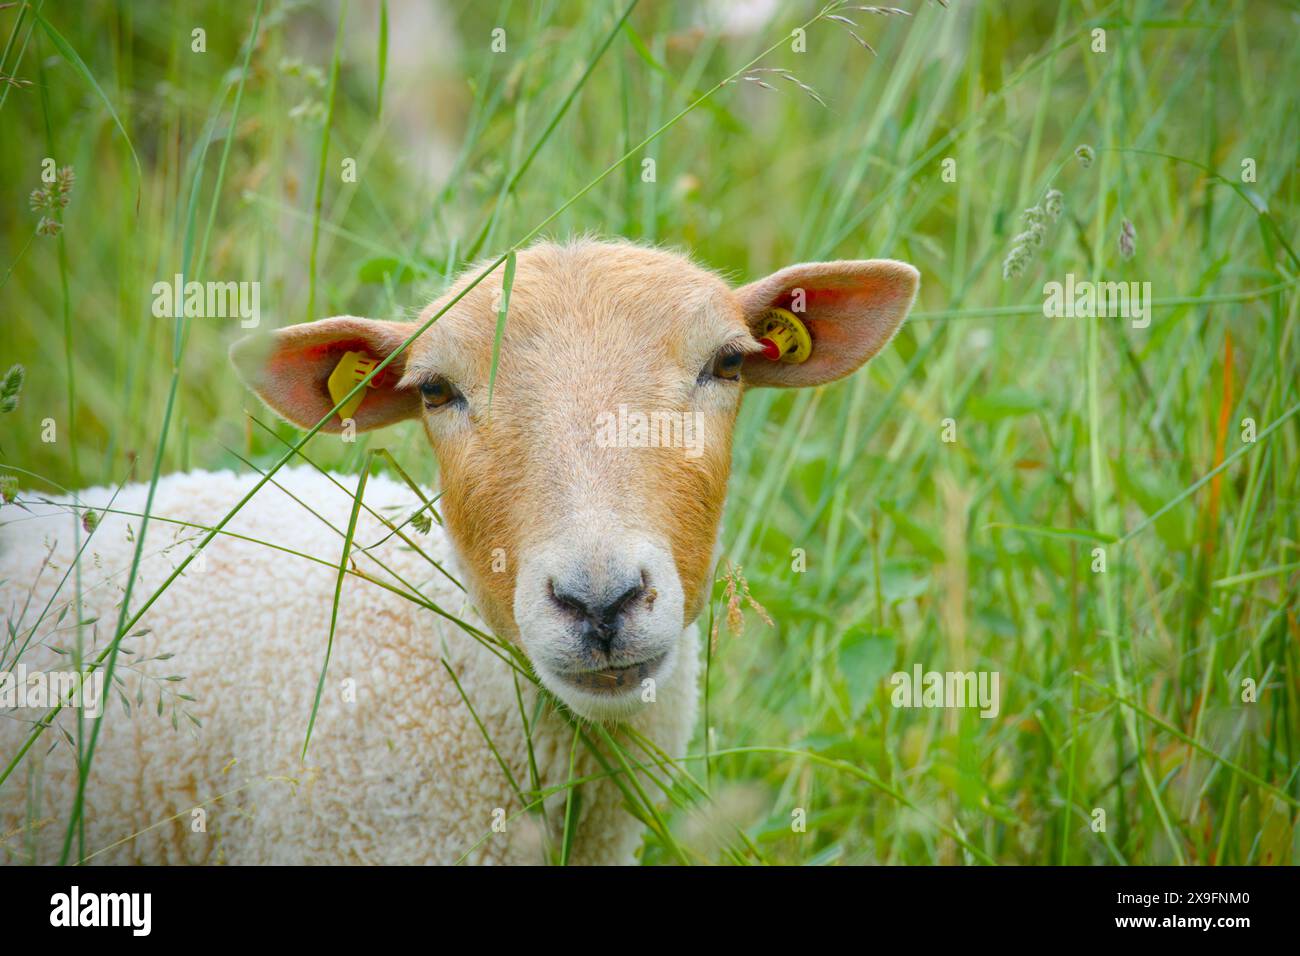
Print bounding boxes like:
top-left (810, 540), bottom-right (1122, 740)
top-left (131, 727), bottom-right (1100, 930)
top-left (302, 457), bottom-right (371, 758)
top-left (486, 250), bottom-right (516, 414)
top-left (305, 0), bottom-right (347, 322)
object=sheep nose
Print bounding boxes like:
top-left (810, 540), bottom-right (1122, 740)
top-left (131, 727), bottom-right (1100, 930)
top-left (549, 575), bottom-right (646, 653)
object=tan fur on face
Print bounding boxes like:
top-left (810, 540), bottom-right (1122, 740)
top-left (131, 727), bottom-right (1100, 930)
top-left (400, 240), bottom-right (751, 640)
top-left (237, 239), bottom-right (919, 654)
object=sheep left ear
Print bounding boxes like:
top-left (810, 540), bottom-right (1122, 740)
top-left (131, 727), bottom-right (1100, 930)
top-left (737, 259), bottom-right (919, 388)
top-left (230, 316), bottom-right (422, 433)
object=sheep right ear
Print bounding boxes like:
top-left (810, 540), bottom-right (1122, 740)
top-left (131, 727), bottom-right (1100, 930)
top-left (231, 317), bottom-right (422, 433)
top-left (737, 259), bottom-right (918, 388)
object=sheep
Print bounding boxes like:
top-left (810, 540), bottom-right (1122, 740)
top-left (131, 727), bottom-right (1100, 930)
top-left (0, 239), bottom-right (918, 864)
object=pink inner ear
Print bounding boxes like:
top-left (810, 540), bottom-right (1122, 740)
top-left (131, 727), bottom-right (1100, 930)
top-left (232, 315), bottom-right (423, 433)
top-left (783, 286), bottom-right (856, 308)
top-left (301, 339), bottom-right (364, 358)
top-left (259, 341), bottom-right (405, 430)
top-left (739, 259), bottom-right (919, 388)
top-left (285, 341), bottom-right (393, 380)
top-left (751, 283), bottom-right (888, 383)
top-left (776, 286), bottom-right (866, 329)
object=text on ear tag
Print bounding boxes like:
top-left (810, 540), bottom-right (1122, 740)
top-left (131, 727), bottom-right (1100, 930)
top-left (327, 350), bottom-right (380, 421)
top-left (757, 307), bottom-right (812, 364)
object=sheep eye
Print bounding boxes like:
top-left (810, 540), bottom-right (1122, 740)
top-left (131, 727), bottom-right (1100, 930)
top-left (708, 348), bottom-right (745, 382)
top-left (419, 376), bottom-right (460, 409)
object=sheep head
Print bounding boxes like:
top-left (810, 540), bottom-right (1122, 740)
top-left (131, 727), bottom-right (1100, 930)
top-left (232, 240), bottom-right (918, 720)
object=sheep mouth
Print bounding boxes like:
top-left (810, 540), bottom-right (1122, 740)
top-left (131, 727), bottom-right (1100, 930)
top-left (555, 653), bottom-right (667, 695)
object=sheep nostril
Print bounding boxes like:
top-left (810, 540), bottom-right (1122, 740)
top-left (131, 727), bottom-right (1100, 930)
top-left (549, 574), bottom-right (647, 621)
top-left (548, 579), bottom-right (589, 617)
top-left (605, 579), bottom-right (645, 620)
top-left (549, 574), bottom-right (649, 655)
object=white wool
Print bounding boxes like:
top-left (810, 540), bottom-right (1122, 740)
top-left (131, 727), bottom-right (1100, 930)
top-left (0, 468), bottom-right (698, 864)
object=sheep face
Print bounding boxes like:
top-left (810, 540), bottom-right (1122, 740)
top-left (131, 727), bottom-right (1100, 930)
top-left (233, 240), bottom-right (918, 720)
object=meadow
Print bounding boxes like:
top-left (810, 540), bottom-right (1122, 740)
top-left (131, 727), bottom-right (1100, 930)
top-left (1, 0), bottom-right (1297, 865)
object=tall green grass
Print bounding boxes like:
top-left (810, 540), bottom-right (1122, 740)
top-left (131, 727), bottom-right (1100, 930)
top-left (1, 0), bottom-right (1297, 864)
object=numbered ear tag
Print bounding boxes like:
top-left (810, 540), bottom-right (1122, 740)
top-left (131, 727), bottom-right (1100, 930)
top-left (757, 307), bottom-right (812, 364)
top-left (327, 350), bottom-right (380, 422)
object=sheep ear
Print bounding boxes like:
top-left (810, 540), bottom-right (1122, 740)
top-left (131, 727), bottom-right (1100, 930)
top-left (737, 259), bottom-right (919, 388)
top-left (230, 317), bottom-right (422, 433)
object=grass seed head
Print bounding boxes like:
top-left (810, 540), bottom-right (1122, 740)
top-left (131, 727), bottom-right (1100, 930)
top-left (1043, 188), bottom-right (1064, 220)
top-left (1003, 191), bottom-right (1065, 279)
top-left (0, 364), bottom-right (24, 413)
top-left (1118, 218), bottom-right (1137, 260)
top-left (1002, 242), bottom-right (1031, 279)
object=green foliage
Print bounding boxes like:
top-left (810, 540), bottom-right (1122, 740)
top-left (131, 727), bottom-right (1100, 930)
top-left (1, 0), bottom-right (1296, 865)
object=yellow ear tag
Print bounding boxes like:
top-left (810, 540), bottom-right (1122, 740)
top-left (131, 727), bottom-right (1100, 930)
top-left (757, 307), bottom-right (813, 364)
top-left (327, 350), bottom-right (380, 422)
